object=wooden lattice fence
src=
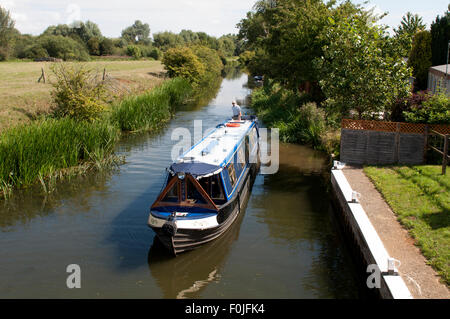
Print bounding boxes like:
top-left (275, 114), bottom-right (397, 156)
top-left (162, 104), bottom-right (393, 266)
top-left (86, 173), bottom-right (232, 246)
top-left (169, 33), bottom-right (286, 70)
top-left (340, 119), bottom-right (450, 166)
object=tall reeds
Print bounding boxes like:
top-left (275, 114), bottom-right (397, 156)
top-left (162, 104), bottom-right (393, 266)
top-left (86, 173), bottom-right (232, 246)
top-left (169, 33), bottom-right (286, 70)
top-left (0, 118), bottom-right (119, 189)
top-left (111, 78), bottom-right (192, 132)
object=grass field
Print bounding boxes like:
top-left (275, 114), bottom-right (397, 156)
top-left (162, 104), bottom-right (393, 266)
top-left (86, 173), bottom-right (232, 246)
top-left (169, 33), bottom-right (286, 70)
top-left (364, 166), bottom-right (450, 285)
top-left (0, 60), bottom-right (166, 131)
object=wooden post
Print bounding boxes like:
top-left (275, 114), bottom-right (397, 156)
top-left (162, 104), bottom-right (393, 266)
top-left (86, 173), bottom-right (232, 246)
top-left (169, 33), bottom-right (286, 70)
top-left (443, 135), bottom-right (449, 175)
top-left (423, 125), bottom-right (429, 164)
top-left (394, 123), bottom-right (401, 164)
top-left (102, 68), bottom-right (106, 81)
top-left (37, 68), bottom-right (46, 83)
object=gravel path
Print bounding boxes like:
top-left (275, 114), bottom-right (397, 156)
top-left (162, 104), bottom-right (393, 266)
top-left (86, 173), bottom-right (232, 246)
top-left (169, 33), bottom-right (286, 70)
top-left (343, 166), bottom-right (450, 299)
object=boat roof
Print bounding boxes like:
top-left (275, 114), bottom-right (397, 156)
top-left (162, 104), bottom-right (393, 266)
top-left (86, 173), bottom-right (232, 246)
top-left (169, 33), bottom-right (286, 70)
top-left (169, 119), bottom-right (256, 178)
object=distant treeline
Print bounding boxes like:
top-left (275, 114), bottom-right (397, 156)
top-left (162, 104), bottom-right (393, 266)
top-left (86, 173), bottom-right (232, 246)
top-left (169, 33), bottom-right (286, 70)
top-left (0, 6), bottom-right (242, 61)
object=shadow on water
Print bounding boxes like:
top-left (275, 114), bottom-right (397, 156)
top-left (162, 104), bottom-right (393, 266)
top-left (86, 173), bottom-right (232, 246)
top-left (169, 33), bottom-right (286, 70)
top-left (147, 209), bottom-right (245, 299)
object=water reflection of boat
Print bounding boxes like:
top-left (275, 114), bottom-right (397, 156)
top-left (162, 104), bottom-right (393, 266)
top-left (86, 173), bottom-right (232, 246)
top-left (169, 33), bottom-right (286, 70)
top-left (147, 208), bottom-right (246, 299)
top-left (148, 118), bottom-right (260, 255)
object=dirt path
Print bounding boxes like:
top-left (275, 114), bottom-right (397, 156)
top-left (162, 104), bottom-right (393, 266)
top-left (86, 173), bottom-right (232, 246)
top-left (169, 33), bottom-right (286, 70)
top-left (342, 166), bottom-right (450, 299)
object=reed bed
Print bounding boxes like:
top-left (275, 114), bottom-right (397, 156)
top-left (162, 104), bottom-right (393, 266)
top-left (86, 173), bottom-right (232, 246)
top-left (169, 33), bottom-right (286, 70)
top-left (0, 118), bottom-right (120, 190)
top-left (111, 78), bottom-right (192, 132)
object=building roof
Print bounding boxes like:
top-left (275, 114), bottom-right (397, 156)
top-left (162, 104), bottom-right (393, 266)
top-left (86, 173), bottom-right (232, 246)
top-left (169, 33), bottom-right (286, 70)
top-left (430, 64), bottom-right (450, 74)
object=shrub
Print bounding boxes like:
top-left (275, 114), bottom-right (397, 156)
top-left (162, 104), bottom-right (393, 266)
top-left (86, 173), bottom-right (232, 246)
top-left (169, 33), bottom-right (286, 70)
top-left (22, 35), bottom-right (89, 61)
top-left (126, 45), bottom-right (142, 59)
top-left (50, 63), bottom-right (108, 121)
top-left (149, 47), bottom-right (162, 60)
top-left (404, 93), bottom-right (450, 124)
top-left (389, 91), bottom-right (430, 122)
top-left (162, 47), bottom-right (206, 85)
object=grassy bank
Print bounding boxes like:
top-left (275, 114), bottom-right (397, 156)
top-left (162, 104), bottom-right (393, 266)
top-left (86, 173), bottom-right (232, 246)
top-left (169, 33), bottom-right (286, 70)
top-left (111, 77), bottom-right (191, 132)
top-left (0, 60), bottom-right (165, 131)
top-left (364, 165), bottom-right (449, 285)
top-left (0, 118), bottom-right (120, 195)
top-left (0, 76), bottom-right (193, 198)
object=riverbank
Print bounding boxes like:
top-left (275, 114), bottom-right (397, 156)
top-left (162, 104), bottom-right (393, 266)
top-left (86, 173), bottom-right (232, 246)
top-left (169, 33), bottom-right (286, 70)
top-left (0, 60), bottom-right (165, 132)
top-left (0, 76), bottom-right (193, 199)
top-left (338, 165), bottom-right (449, 298)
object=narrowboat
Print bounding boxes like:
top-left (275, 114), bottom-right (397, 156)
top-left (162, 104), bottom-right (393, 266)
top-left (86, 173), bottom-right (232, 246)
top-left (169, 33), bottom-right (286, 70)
top-left (148, 117), bottom-right (260, 255)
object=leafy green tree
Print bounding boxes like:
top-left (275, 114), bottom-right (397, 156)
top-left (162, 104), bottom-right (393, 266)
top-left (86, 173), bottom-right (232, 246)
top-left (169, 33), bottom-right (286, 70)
top-left (408, 31), bottom-right (432, 91)
top-left (316, 16), bottom-right (412, 119)
top-left (162, 47), bottom-right (206, 85)
top-left (430, 7), bottom-right (450, 66)
top-left (237, 0), bottom-right (373, 92)
top-left (218, 35), bottom-right (236, 57)
top-left (394, 12), bottom-right (426, 55)
top-left (23, 35), bottom-right (89, 61)
top-left (87, 37), bottom-right (101, 55)
top-left (121, 20), bottom-right (150, 44)
top-left (126, 45), bottom-right (142, 59)
top-left (99, 38), bottom-right (114, 55)
top-left (0, 6), bottom-right (16, 60)
top-left (395, 12), bottom-right (426, 37)
top-left (153, 31), bottom-right (184, 50)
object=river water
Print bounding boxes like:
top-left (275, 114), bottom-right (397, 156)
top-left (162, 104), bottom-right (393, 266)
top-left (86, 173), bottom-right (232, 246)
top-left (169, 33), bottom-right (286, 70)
top-left (0, 73), bottom-right (364, 299)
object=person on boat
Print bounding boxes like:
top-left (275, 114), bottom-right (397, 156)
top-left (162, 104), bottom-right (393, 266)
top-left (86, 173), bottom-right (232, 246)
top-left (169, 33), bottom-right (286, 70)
top-left (232, 101), bottom-right (241, 121)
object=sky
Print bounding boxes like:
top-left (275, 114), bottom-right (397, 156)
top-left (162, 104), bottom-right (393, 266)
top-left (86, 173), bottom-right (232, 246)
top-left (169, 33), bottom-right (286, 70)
top-left (0, 0), bottom-right (449, 38)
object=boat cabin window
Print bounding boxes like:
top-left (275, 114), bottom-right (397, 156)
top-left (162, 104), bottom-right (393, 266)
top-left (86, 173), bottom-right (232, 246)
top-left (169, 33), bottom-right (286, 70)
top-left (186, 178), bottom-right (207, 205)
top-left (162, 176), bottom-right (179, 203)
top-left (227, 162), bottom-right (237, 188)
top-left (198, 174), bottom-right (226, 204)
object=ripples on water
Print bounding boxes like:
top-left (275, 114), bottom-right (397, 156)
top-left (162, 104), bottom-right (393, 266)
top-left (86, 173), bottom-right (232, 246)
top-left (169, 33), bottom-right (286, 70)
top-left (0, 72), bottom-right (364, 299)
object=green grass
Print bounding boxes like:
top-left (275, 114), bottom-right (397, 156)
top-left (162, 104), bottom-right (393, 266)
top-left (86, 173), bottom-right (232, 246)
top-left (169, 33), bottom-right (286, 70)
top-left (0, 117), bottom-right (120, 189)
top-left (0, 60), bottom-right (165, 132)
top-left (111, 78), bottom-right (192, 132)
top-left (364, 165), bottom-right (450, 285)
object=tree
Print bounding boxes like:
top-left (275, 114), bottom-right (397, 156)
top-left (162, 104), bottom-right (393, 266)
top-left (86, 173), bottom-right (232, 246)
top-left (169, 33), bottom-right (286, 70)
top-left (408, 31), bottom-right (432, 91)
top-left (316, 17), bottom-right (412, 119)
top-left (99, 38), bottom-right (114, 55)
top-left (87, 37), bottom-right (101, 55)
top-left (121, 20), bottom-right (150, 44)
top-left (430, 7), bottom-right (450, 66)
top-left (0, 6), bottom-right (16, 60)
top-left (236, 0), bottom-right (373, 92)
top-left (395, 12), bottom-right (426, 37)
top-left (162, 47), bottom-right (206, 85)
top-left (153, 31), bottom-right (184, 50)
top-left (394, 12), bottom-right (426, 55)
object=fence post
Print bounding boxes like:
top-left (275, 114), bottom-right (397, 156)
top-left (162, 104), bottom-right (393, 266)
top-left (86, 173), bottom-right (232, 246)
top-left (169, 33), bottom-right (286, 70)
top-left (423, 125), bottom-right (429, 164)
top-left (394, 123), bottom-right (401, 163)
top-left (443, 135), bottom-right (449, 175)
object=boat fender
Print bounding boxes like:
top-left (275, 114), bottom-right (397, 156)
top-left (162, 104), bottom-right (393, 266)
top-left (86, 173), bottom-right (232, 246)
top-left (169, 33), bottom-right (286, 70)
top-left (162, 214), bottom-right (177, 237)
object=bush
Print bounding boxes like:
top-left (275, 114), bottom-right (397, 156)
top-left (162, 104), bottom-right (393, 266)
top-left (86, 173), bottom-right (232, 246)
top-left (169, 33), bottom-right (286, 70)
top-left (389, 91), bottom-right (430, 122)
top-left (149, 47), bottom-right (162, 60)
top-left (99, 38), bottom-right (114, 55)
top-left (404, 93), bottom-right (450, 124)
top-left (126, 45), bottom-right (142, 59)
top-left (162, 47), bottom-right (206, 85)
top-left (22, 35), bottom-right (89, 61)
top-left (50, 63), bottom-right (108, 121)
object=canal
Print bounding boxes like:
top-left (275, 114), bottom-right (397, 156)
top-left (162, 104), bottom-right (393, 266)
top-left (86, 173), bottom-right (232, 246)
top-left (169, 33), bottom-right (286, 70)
top-left (0, 73), bottom-right (365, 298)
